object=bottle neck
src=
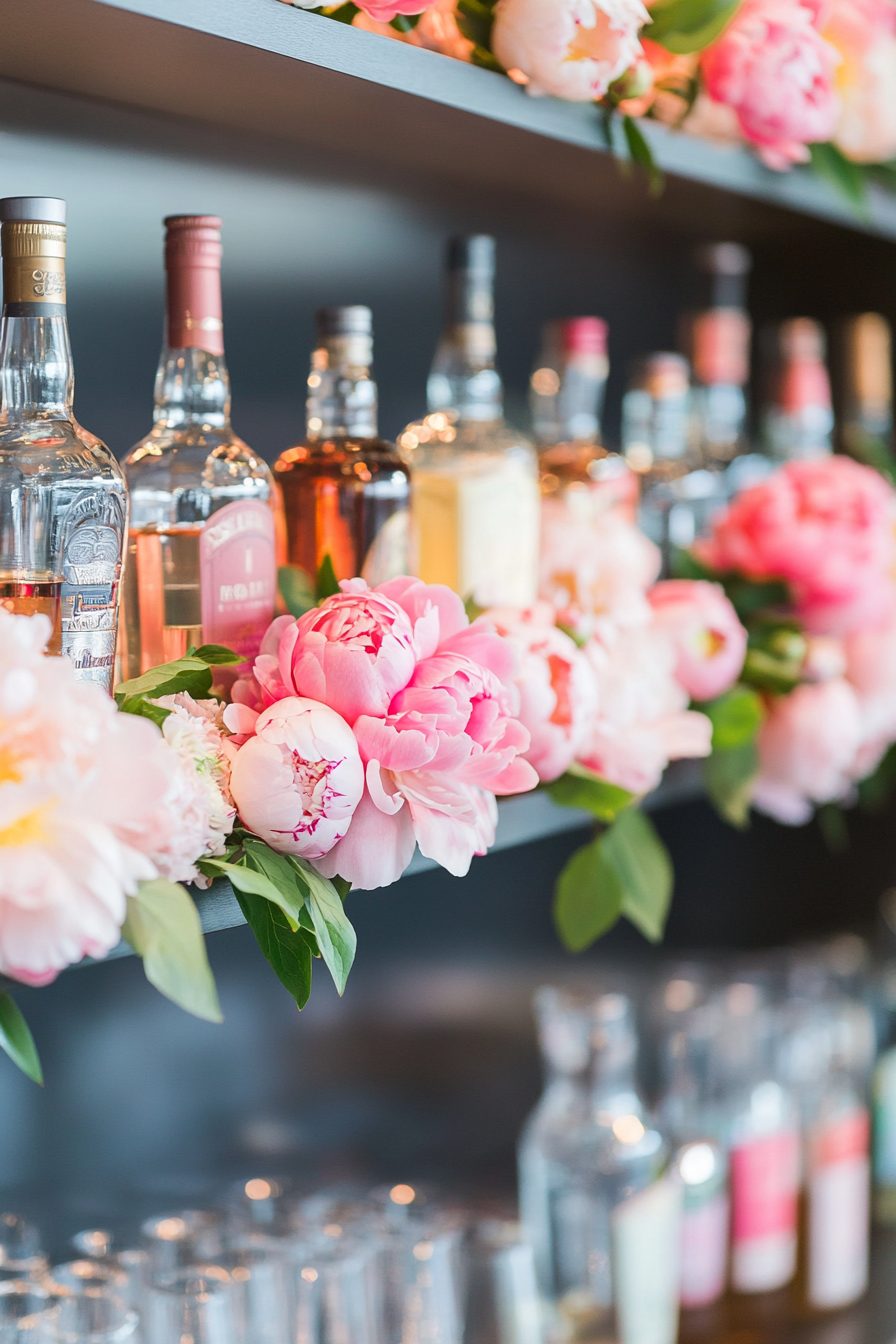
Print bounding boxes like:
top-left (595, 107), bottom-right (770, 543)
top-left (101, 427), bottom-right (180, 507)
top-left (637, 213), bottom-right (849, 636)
top-left (428, 266), bottom-right (502, 422)
top-left (0, 312), bottom-right (74, 422)
top-left (306, 335), bottom-right (378, 440)
top-left (153, 346), bottom-right (231, 430)
top-left (532, 355), bottom-right (607, 448)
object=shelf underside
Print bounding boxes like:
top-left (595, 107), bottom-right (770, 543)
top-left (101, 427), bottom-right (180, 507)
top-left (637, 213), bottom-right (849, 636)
top-left (3, 0), bottom-right (896, 238)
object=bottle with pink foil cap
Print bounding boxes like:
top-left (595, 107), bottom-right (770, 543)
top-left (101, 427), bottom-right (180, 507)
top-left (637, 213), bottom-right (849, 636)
top-left (120, 215), bottom-right (279, 686)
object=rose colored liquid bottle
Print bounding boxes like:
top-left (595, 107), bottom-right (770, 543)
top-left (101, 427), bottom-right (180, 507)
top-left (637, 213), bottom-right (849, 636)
top-left (120, 216), bottom-right (279, 685)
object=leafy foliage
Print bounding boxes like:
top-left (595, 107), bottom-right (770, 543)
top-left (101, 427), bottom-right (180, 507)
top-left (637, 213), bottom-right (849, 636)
top-left (554, 838), bottom-right (622, 951)
top-left (622, 117), bottom-right (664, 196)
top-left (315, 554), bottom-right (341, 601)
top-left (742, 618), bottom-right (806, 694)
top-left (857, 743), bottom-right (896, 814)
top-left (278, 566), bottom-right (316, 618)
top-left (701, 684), bottom-right (763, 750)
top-left (547, 764), bottom-right (635, 822)
top-left (809, 142), bottom-right (869, 215)
top-left (123, 880), bottom-right (222, 1023)
top-left (236, 891), bottom-right (316, 1010)
top-left (0, 994), bottom-right (43, 1085)
top-left (115, 645), bottom-right (242, 708)
top-left (704, 741), bottom-right (757, 827)
top-left (645, 0), bottom-right (740, 52)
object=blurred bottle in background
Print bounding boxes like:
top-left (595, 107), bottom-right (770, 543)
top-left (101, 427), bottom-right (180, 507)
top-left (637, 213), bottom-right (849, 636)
top-left (680, 243), bottom-right (752, 468)
top-left (834, 312), bottom-right (896, 477)
top-left (761, 319), bottom-right (834, 462)
top-left (399, 236), bottom-right (540, 608)
top-left (274, 304), bottom-right (410, 586)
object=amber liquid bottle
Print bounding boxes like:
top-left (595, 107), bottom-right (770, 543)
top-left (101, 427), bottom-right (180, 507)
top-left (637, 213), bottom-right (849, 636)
top-left (274, 305), bottom-right (409, 585)
top-left (120, 216), bottom-right (278, 684)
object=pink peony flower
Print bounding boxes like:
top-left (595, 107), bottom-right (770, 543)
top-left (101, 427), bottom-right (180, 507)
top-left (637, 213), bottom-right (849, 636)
top-left (843, 617), bottom-right (896, 779)
top-left (485, 602), bottom-right (599, 782)
top-left (539, 507), bottom-right (661, 640)
top-left (647, 579), bottom-right (747, 702)
top-left (354, 0), bottom-right (436, 22)
top-left (824, 0), bottom-right (896, 162)
top-left (276, 587), bottom-right (420, 726)
top-left (577, 621), bottom-right (713, 795)
top-left (696, 456), bottom-right (896, 637)
top-left (227, 697), bottom-right (365, 860)
top-left (491, 0), bottom-right (650, 101)
top-left (753, 678), bottom-right (863, 824)
top-left (700, 0), bottom-right (841, 170)
top-left (0, 611), bottom-right (167, 985)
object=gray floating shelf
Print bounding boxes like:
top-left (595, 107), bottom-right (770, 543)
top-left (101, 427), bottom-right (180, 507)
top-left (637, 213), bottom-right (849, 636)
top-left (2, 0), bottom-right (896, 237)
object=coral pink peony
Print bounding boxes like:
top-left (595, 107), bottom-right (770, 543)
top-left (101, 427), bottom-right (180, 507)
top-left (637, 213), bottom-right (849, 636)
top-left (577, 621), bottom-right (713, 795)
top-left (539, 507), bottom-right (661, 639)
top-left (354, 0), bottom-right (435, 21)
top-left (700, 0), bottom-right (841, 170)
top-left (491, 0), bottom-right (649, 101)
top-left (648, 579), bottom-right (747, 702)
top-left (486, 602), bottom-right (599, 782)
top-left (697, 456), bottom-right (896, 636)
top-left (753, 678), bottom-right (863, 824)
top-left (0, 611), bottom-right (168, 985)
top-left (228, 697), bottom-right (364, 860)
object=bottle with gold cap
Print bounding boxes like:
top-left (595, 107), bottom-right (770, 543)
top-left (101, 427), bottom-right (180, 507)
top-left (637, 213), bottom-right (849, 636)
top-left (0, 196), bottom-right (127, 688)
top-left (398, 236), bottom-right (540, 609)
top-left (274, 305), bottom-right (410, 586)
top-left (120, 216), bottom-right (278, 688)
top-left (836, 312), bottom-right (896, 475)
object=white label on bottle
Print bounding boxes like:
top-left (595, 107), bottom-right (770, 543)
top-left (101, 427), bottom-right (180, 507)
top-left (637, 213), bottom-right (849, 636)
top-left (873, 1048), bottom-right (896, 1186)
top-left (808, 1109), bottom-right (870, 1309)
top-left (612, 1177), bottom-right (681, 1344)
top-left (680, 1192), bottom-right (729, 1309)
top-left (730, 1130), bottom-right (799, 1293)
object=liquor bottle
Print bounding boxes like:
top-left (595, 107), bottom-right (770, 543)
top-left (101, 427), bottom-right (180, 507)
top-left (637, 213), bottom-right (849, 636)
top-left (680, 243), bottom-right (752, 467)
top-left (398, 236), bottom-right (540, 608)
top-left (120, 216), bottom-right (277, 683)
top-left (545, 994), bottom-right (681, 1344)
top-left (274, 305), bottom-right (410, 585)
top-left (518, 988), bottom-right (593, 1298)
top-left (0, 196), bottom-right (127, 688)
top-left (762, 319), bottom-right (834, 461)
top-left (836, 312), bottom-right (895, 473)
top-left (624, 353), bottom-right (724, 568)
top-left (871, 950), bottom-right (896, 1223)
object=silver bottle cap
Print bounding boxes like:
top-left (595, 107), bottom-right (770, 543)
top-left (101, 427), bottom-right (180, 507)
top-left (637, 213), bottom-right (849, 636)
top-left (0, 197), bottom-right (67, 225)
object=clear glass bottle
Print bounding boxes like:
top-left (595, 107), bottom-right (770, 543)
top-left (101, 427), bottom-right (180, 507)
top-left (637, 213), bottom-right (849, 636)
top-left (398, 236), bottom-right (540, 608)
top-left (545, 994), bottom-right (680, 1344)
top-left (274, 305), bottom-right (410, 586)
top-left (120, 216), bottom-right (278, 686)
top-left (518, 988), bottom-right (594, 1299)
top-left (762, 319), bottom-right (834, 461)
top-left (0, 196), bottom-right (127, 688)
top-left (680, 243), bottom-right (752, 468)
top-left (836, 312), bottom-right (895, 471)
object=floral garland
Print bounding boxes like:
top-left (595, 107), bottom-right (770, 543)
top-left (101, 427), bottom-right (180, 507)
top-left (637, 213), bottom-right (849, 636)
top-left (3, 453), bottom-right (895, 1084)
top-left (276, 0), bottom-right (896, 206)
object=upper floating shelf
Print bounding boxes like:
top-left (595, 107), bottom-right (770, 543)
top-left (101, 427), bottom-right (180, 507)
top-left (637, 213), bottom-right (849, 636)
top-left (3, 0), bottom-right (896, 238)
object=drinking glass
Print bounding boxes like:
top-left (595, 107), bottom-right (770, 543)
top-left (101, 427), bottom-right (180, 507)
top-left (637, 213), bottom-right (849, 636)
top-left (0, 1218), bottom-right (47, 1284)
top-left (464, 1223), bottom-right (542, 1344)
top-left (216, 1247), bottom-right (291, 1344)
top-left (0, 1282), bottom-right (59, 1344)
top-left (52, 1294), bottom-right (137, 1344)
top-left (143, 1269), bottom-right (236, 1344)
top-left (289, 1238), bottom-right (384, 1344)
top-left (141, 1213), bottom-right (224, 1272)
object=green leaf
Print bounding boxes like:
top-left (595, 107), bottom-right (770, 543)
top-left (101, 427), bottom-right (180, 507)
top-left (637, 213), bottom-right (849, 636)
top-left (0, 994), bottom-right (42, 1085)
top-left (723, 575), bottom-right (791, 624)
top-left (456, 0), bottom-right (498, 49)
top-left (464, 595), bottom-right (485, 622)
top-left (601, 808), bottom-right (673, 944)
top-left (322, 1), bottom-right (360, 21)
top-left (817, 802), bottom-right (850, 854)
top-left (390, 11), bottom-right (420, 29)
top-left (553, 837), bottom-right (623, 952)
top-left (332, 875), bottom-right (352, 901)
top-left (547, 764), bottom-right (636, 821)
top-left (858, 743), bottom-right (896, 813)
top-left (315, 554), bottom-right (341, 601)
top-left (701, 685), bottom-right (762, 750)
top-left (622, 116), bottom-right (663, 196)
top-left (670, 549), bottom-right (714, 581)
top-left (197, 855), bottom-right (303, 932)
top-left (114, 657), bottom-right (213, 705)
top-left (809, 143), bottom-right (868, 215)
top-left (741, 617), bottom-right (806, 694)
top-left (235, 890), bottom-right (314, 1010)
top-left (645, 0), bottom-right (740, 52)
top-left (190, 645), bottom-right (243, 666)
top-left (841, 425), bottom-right (896, 484)
top-left (278, 565), bottom-right (317, 618)
top-left (117, 696), bottom-right (172, 728)
top-left (704, 741), bottom-right (757, 828)
top-left (123, 880), bottom-right (222, 1023)
top-left (294, 859), bottom-right (357, 995)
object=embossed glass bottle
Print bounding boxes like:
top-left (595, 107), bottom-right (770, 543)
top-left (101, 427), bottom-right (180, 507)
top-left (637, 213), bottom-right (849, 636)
top-left (120, 216), bottom-right (277, 683)
top-left (0, 196), bottom-right (127, 687)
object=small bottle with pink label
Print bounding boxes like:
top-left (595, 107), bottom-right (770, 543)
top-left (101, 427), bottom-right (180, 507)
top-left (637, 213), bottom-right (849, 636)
top-left (120, 215), bottom-right (278, 685)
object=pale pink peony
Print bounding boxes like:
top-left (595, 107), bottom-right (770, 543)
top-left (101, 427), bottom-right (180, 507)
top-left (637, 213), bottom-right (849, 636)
top-left (696, 456), bottom-right (896, 636)
top-left (485, 602), bottom-right (599, 782)
top-left (823, 0), bottom-right (896, 162)
top-left (647, 580), bottom-right (747, 702)
top-left (843, 617), bottom-right (896, 779)
top-left (577, 621), bottom-right (713, 795)
top-left (275, 587), bottom-right (420, 725)
top-left (539, 505), bottom-right (661, 640)
top-left (700, 0), bottom-right (841, 170)
top-left (0, 611), bottom-right (167, 985)
top-left (227, 697), bottom-right (364, 860)
top-left (491, 0), bottom-right (649, 101)
top-left (753, 678), bottom-right (863, 824)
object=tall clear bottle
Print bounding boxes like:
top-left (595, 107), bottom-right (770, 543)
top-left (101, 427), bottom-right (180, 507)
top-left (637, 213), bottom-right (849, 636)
top-left (545, 993), bottom-right (681, 1344)
top-left (398, 236), bottom-right (540, 608)
top-left (0, 196), bottom-right (127, 688)
top-left (836, 312), bottom-right (895, 473)
top-left (274, 305), bottom-right (410, 585)
top-left (680, 243), bottom-right (752, 468)
top-left (761, 319), bottom-right (834, 461)
top-left (120, 216), bottom-right (277, 684)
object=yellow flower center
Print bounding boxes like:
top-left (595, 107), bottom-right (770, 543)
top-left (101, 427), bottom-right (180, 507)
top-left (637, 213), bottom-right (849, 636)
top-left (0, 803), bottom-right (50, 848)
top-left (0, 745), bottom-right (24, 786)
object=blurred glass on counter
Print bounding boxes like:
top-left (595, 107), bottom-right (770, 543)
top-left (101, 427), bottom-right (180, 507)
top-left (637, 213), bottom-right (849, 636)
top-left (762, 319), bottom-right (834, 461)
top-left (680, 243), bottom-right (752, 468)
top-left (0, 1216), bottom-right (47, 1284)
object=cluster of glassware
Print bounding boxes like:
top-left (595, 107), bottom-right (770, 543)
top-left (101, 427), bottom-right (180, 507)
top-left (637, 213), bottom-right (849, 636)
top-left (519, 931), bottom-right (896, 1344)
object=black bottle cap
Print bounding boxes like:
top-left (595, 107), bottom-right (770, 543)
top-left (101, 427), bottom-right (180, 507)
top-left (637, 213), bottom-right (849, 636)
top-left (315, 305), bottom-right (373, 337)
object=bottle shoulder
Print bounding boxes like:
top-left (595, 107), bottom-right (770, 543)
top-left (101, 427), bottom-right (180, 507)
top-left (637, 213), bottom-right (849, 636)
top-left (124, 426), bottom-right (272, 483)
top-left (0, 419), bottom-right (124, 485)
top-left (398, 414), bottom-right (537, 472)
top-left (274, 436), bottom-right (407, 476)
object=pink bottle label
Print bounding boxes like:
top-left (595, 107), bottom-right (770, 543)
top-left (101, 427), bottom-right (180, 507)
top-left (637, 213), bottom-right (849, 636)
top-left (200, 499), bottom-right (275, 663)
top-left (730, 1130), bottom-right (799, 1292)
top-left (680, 1193), bottom-right (729, 1308)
